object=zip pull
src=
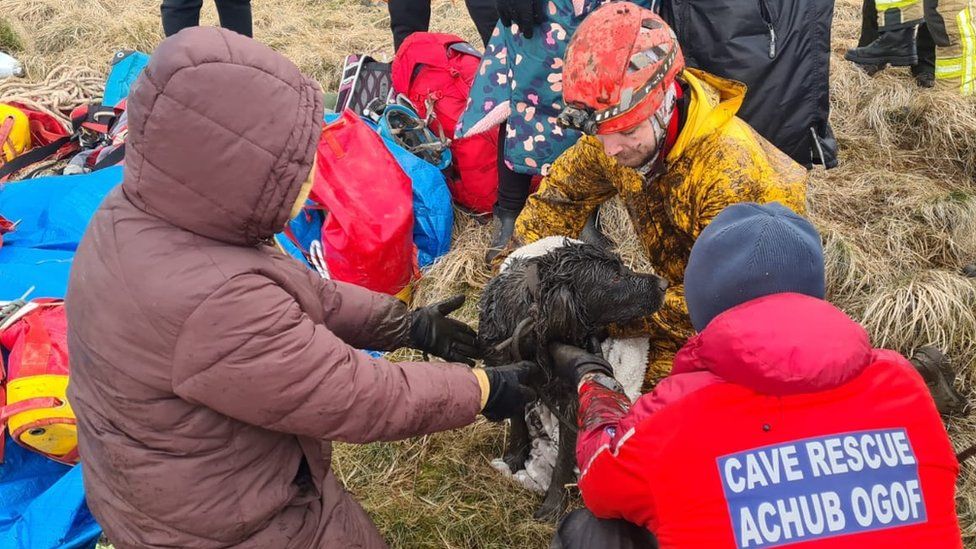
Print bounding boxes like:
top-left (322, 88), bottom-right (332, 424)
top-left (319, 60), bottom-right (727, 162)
top-left (767, 24), bottom-right (777, 58)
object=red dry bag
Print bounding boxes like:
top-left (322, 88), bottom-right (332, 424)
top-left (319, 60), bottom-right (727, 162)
top-left (311, 110), bottom-right (419, 296)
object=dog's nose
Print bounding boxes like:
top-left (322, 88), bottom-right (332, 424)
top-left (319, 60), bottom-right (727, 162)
top-left (658, 277), bottom-right (669, 292)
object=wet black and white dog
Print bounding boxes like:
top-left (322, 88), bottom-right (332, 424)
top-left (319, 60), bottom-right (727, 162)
top-left (478, 238), bottom-right (667, 520)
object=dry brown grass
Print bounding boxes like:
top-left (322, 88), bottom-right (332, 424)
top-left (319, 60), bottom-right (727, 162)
top-left (3, 0), bottom-right (976, 546)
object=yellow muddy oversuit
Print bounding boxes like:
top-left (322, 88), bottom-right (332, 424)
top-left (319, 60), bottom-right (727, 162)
top-left (512, 68), bottom-right (808, 384)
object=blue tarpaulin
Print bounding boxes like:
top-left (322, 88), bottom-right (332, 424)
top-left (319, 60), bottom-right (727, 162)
top-left (275, 206), bottom-right (326, 265)
top-left (0, 167), bottom-right (121, 251)
top-left (0, 436), bottom-right (99, 549)
top-left (382, 135), bottom-right (453, 268)
top-left (0, 169), bottom-right (122, 549)
top-left (0, 247), bottom-right (75, 301)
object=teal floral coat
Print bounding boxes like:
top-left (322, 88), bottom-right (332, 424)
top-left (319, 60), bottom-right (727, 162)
top-left (456, 0), bottom-right (652, 176)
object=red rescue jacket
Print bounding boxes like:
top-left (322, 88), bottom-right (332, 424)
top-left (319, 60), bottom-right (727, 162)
top-left (577, 293), bottom-right (961, 548)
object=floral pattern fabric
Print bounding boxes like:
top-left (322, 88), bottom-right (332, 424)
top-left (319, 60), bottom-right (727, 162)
top-left (457, 0), bottom-right (652, 175)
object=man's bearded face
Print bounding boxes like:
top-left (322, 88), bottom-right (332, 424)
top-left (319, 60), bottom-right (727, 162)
top-left (595, 118), bottom-right (660, 168)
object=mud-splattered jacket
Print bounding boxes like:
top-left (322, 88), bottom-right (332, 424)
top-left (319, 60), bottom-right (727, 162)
top-left (514, 68), bottom-right (808, 379)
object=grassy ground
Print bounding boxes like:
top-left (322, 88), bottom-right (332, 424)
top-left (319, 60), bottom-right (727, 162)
top-left (2, 0), bottom-right (975, 547)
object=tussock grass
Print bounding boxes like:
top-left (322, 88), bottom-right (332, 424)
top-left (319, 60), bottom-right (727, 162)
top-left (0, 17), bottom-right (25, 53)
top-left (5, 0), bottom-right (976, 546)
top-left (861, 270), bottom-right (976, 367)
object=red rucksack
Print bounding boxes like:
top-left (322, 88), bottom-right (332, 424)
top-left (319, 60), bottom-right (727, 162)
top-left (392, 32), bottom-right (498, 215)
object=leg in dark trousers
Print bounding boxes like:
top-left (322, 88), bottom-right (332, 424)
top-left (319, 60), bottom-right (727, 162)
top-left (913, 23), bottom-right (936, 77)
top-left (161, 0), bottom-right (204, 37)
top-left (486, 122), bottom-right (533, 263)
top-left (550, 509), bottom-right (658, 549)
top-left (389, 0), bottom-right (431, 51)
top-left (464, 0), bottom-right (500, 48)
top-left (860, 0), bottom-right (880, 45)
top-left (495, 123), bottom-right (533, 214)
top-left (215, 0), bottom-right (252, 37)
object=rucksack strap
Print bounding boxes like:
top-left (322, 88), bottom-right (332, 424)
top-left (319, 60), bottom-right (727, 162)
top-left (92, 143), bottom-right (125, 171)
top-left (281, 224), bottom-right (306, 256)
top-left (0, 134), bottom-right (75, 180)
top-left (0, 116), bottom-right (16, 156)
top-left (0, 397), bottom-right (62, 423)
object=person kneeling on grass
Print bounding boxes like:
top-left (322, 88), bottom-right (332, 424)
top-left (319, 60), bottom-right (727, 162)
top-left (66, 28), bottom-right (535, 549)
top-left (547, 202), bottom-right (963, 548)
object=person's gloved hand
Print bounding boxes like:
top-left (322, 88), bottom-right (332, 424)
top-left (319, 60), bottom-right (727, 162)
top-left (549, 342), bottom-right (614, 386)
top-left (481, 361), bottom-right (539, 421)
top-left (410, 295), bottom-right (481, 366)
top-left (496, 0), bottom-right (546, 39)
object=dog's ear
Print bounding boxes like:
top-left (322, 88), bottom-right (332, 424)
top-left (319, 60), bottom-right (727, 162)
top-left (540, 285), bottom-right (581, 343)
top-left (524, 262), bottom-right (541, 301)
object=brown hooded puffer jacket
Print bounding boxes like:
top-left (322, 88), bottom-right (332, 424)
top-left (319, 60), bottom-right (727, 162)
top-left (65, 28), bottom-right (482, 548)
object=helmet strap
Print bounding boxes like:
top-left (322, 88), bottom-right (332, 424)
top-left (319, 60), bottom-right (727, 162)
top-left (638, 84), bottom-right (678, 175)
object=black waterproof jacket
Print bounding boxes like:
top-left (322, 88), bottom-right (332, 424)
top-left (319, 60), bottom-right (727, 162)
top-left (662, 0), bottom-right (838, 168)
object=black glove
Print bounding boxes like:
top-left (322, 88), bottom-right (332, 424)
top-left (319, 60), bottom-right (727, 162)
top-left (482, 361), bottom-right (539, 421)
top-left (496, 0), bottom-right (546, 39)
top-left (410, 295), bottom-right (481, 366)
top-left (549, 342), bottom-right (614, 386)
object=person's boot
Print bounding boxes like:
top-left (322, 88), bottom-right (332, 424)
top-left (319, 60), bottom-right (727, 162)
top-left (915, 71), bottom-right (936, 88)
top-left (962, 263), bottom-right (976, 277)
top-left (580, 208), bottom-right (614, 250)
top-left (845, 26), bottom-right (918, 67)
top-left (485, 205), bottom-right (518, 264)
top-left (910, 346), bottom-right (967, 416)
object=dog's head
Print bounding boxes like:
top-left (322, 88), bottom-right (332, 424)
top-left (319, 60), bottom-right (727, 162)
top-left (525, 240), bottom-right (668, 345)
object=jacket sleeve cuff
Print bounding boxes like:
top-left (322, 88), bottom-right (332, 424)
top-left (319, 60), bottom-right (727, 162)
top-left (472, 368), bottom-right (491, 410)
top-left (578, 379), bottom-right (631, 432)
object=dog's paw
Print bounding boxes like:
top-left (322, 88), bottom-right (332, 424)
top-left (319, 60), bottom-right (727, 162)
top-left (502, 449), bottom-right (529, 473)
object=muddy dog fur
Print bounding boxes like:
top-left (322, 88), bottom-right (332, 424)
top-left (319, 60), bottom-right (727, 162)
top-left (478, 240), bottom-right (667, 521)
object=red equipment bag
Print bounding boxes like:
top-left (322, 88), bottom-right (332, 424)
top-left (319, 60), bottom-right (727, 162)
top-left (311, 110), bottom-right (419, 296)
top-left (392, 32), bottom-right (499, 214)
top-left (0, 103), bottom-right (77, 183)
top-left (0, 101), bottom-right (127, 182)
top-left (0, 299), bottom-right (77, 465)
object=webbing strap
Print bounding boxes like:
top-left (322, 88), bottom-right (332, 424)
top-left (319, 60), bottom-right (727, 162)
top-left (322, 118), bottom-right (346, 158)
top-left (282, 224), bottom-right (305, 253)
top-left (0, 397), bottom-right (61, 423)
top-left (92, 143), bottom-right (125, 171)
top-left (0, 134), bottom-right (74, 181)
top-left (0, 116), bottom-right (18, 159)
